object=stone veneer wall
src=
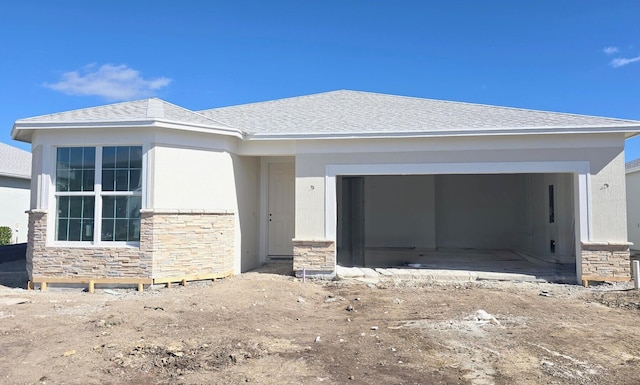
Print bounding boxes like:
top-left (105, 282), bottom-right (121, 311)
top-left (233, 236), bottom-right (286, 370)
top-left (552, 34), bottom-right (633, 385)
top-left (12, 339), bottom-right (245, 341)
top-left (26, 209), bottom-right (235, 280)
top-left (26, 210), bottom-right (151, 279)
top-left (581, 242), bottom-right (631, 279)
top-left (293, 239), bottom-right (336, 276)
top-left (141, 209), bottom-right (235, 279)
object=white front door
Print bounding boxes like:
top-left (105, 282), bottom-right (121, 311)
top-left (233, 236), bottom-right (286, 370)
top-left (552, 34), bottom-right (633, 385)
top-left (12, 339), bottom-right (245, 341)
top-left (268, 162), bottom-right (295, 256)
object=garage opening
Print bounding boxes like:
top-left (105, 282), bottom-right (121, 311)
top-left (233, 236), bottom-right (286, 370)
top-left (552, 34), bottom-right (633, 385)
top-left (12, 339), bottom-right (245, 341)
top-left (336, 173), bottom-right (576, 282)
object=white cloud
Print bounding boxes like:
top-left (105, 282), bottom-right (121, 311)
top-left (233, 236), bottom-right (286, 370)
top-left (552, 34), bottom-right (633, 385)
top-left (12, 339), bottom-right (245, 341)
top-left (610, 56), bottom-right (640, 68)
top-left (603, 46), bottom-right (619, 55)
top-left (44, 64), bottom-right (171, 101)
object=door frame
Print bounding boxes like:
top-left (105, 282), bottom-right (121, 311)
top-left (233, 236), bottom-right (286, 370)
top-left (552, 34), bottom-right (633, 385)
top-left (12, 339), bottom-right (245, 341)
top-left (325, 161), bottom-right (591, 279)
top-left (259, 157), bottom-right (296, 263)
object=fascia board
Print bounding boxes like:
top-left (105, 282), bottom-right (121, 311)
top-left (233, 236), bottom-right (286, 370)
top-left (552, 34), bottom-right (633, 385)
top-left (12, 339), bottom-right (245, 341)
top-left (245, 125), bottom-right (640, 141)
top-left (0, 171), bottom-right (30, 180)
top-left (626, 166), bottom-right (640, 175)
top-left (12, 118), bottom-right (640, 144)
top-left (11, 118), bottom-right (245, 142)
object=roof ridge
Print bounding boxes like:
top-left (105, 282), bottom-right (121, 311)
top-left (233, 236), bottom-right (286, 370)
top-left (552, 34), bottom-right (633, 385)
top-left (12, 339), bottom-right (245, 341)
top-left (154, 98), bottom-right (234, 128)
top-left (146, 98), bottom-right (165, 118)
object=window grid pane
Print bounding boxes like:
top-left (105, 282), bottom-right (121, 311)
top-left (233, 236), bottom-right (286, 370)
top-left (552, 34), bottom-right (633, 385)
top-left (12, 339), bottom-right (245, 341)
top-left (102, 146), bottom-right (142, 192)
top-left (56, 147), bottom-right (95, 192)
top-left (56, 196), bottom-right (95, 241)
top-left (101, 196), bottom-right (141, 242)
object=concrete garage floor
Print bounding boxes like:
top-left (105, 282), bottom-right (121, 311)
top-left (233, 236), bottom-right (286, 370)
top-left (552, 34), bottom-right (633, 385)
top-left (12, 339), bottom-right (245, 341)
top-left (338, 248), bottom-right (577, 283)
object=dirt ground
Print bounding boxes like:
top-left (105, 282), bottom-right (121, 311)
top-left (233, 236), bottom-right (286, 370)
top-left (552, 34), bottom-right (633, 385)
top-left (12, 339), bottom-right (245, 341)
top-left (1, 261), bottom-right (640, 385)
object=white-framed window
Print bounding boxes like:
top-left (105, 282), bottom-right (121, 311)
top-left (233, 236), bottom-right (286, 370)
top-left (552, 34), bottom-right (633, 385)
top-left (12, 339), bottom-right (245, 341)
top-left (54, 146), bottom-right (143, 244)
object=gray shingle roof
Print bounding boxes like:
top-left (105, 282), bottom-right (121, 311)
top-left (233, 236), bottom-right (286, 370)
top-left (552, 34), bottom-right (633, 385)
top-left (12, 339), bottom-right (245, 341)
top-left (0, 142), bottom-right (31, 179)
top-left (18, 98), bottom-right (231, 128)
top-left (13, 90), bottom-right (640, 143)
top-left (198, 90), bottom-right (640, 136)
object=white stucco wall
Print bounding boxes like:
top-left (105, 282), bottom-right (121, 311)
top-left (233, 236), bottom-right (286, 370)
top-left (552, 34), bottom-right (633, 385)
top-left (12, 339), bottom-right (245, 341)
top-left (364, 175), bottom-right (436, 249)
top-left (435, 174), bottom-right (528, 250)
top-left (231, 154), bottom-right (260, 271)
top-left (295, 175), bottom-right (325, 238)
top-left (626, 169), bottom-right (640, 249)
top-left (30, 144), bottom-right (42, 210)
top-left (589, 150), bottom-right (627, 242)
top-left (0, 176), bottom-right (30, 243)
top-left (151, 145), bottom-right (237, 211)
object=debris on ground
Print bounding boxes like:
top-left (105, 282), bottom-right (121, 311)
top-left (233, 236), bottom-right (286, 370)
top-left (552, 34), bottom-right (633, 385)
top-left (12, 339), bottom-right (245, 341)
top-left (1, 262), bottom-right (640, 384)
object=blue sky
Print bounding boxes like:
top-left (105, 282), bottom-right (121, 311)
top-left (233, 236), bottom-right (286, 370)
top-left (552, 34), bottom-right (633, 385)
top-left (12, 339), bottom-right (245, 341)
top-left (1, 1), bottom-right (640, 159)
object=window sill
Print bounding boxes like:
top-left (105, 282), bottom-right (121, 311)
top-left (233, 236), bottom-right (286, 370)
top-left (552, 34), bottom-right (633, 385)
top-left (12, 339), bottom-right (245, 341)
top-left (48, 242), bottom-right (140, 249)
top-left (140, 208), bottom-right (234, 215)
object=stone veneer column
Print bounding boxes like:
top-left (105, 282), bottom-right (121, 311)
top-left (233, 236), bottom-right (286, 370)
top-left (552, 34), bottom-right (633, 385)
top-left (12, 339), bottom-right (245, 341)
top-left (26, 210), bottom-right (152, 279)
top-left (25, 209), bottom-right (46, 279)
top-left (140, 209), bottom-right (235, 280)
top-left (293, 239), bottom-right (336, 277)
top-left (581, 242), bottom-right (631, 280)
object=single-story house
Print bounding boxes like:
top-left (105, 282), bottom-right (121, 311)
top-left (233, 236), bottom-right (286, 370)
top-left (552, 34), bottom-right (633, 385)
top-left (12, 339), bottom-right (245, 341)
top-left (11, 90), bottom-right (640, 287)
top-left (0, 142), bottom-right (31, 243)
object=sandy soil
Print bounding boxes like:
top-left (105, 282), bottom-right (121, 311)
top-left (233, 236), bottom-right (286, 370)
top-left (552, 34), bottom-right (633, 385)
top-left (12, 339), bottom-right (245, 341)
top-left (1, 261), bottom-right (640, 385)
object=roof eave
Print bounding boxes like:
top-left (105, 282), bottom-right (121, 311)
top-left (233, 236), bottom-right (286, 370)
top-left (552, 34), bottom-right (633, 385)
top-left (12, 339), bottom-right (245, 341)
top-left (0, 170), bottom-right (30, 180)
top-left (10, 124), bottom-right (29, 143)
top-left (246, 125), bottom-right (640, 141)
top-left (11, 118), bottom-right (246, 142)
top-left (626, 166), bottom-right (640, 174)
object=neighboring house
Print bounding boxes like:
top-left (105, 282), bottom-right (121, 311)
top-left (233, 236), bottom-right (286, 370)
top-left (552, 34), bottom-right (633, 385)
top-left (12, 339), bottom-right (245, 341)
top-left (0, 142), bottom-right (31, 244)
top-left (11, 90), bottom-right (640, 287)
top-left (625, 159), bottom-right (640, 250)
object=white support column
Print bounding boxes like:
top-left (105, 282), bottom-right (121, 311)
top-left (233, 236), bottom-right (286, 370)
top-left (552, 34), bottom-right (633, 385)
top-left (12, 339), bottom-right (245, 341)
top-left (324, 173), bottom-right (337, 241)
top-left (575, 172), bottom-right (591, 281)
top-left (258, 158), bottom-right (269, 263)
top-left (41, 144), bottom-right (52, 211)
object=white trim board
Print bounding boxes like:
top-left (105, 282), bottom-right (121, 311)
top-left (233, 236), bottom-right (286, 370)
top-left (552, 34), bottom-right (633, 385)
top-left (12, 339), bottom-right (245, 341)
top-left (324, 161), bottom-right (591, 243)
top-left (326, 161), bottom-right (589, 177)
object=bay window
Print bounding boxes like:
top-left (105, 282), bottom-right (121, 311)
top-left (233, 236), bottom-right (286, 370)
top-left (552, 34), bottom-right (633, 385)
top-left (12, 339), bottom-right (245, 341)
top-left (55, 146), bottom-right (143, 243)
